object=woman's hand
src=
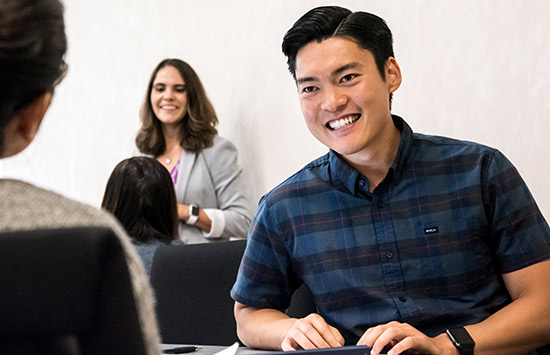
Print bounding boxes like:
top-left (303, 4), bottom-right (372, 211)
top-left (177, 204), bottom-right (188, 221)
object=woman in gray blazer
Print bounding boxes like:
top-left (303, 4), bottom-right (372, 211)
top-left (135, 59), bottom-right (253, 244)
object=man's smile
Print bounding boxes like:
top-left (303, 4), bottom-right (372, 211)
top-left (326, 114), bottom-right (361, 130)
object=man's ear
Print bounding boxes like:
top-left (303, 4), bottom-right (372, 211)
top-left (1, 92), bottom-right (53, 158)
top-left (386, 57), bottom-right (402, 94)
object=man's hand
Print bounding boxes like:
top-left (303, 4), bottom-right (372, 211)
top-left (357, 321), bottom-right (457, 355)
top-left (234, 303), bottom-right (344, 351)
top-left (282, 314), bottom-right (345, 351)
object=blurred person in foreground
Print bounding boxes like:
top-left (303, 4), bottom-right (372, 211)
top-left (0, 0), bottom-right (161, 354)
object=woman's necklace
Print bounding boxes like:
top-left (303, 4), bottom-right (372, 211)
top-left (164, 153), bottom-right (177, 164)
top-left (163, 145), bottom-right (182, 165)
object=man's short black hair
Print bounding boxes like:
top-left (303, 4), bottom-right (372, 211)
top-left (282, 5), bottom-right (394, 82)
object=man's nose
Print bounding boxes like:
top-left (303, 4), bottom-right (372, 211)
top-left (320, 86), bottom-right (347, 112)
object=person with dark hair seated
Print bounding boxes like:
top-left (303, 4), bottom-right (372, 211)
top-left (0, 0), bottom-right (161, 354)
top-left (102, 156), bottom-right (183, 275)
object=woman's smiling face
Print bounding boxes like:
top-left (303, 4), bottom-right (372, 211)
top-left (150, 65), bottom-right (188, 127)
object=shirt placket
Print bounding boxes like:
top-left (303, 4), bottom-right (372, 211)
top-left (372, 187), bottom-right (420, 320)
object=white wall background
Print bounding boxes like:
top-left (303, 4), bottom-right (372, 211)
top-left (1, 0), bottom-right (549, 220)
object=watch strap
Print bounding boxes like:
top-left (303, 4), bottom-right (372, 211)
top-left (186, 204), bottom-right (199, 225)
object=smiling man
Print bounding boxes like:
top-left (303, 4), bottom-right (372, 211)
top-left (231, 6), bottom-right (550, 355)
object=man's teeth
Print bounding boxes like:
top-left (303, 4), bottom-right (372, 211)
top-left (328, 115), bottom-right (359, 129)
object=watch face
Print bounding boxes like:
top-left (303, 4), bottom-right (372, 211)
top-left (191, 205), bottom-right (199, 216)
top-left (447, 327), bottom-right (475, 348)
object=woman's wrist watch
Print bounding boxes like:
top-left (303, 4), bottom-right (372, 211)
top-left (446, 327), bottom-right (475, 355)
top-left (186, 204), bottom-right (199, 225)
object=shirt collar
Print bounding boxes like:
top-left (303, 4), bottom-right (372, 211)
top-left (389, 114), bottom-right (414, 185)
top-left (329, 149), bottom-right (361, 195)
top-left (328, 115), bottom-right (414, 195)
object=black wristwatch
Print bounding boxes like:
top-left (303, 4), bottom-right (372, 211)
top-left (446, 327), bottom-right (475, 355)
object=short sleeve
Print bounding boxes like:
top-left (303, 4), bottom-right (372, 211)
top-left (483, 149), bottom-right (550, 273)
top-left (230, 197), bottom-right (295, 311)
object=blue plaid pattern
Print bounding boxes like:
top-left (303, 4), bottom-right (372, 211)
top-left (231, 115), bottom-right (550, 344)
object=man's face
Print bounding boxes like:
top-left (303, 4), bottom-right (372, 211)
top-left (295, 37), bottom-right (400, 162)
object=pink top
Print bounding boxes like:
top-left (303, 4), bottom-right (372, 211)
top-left (170, 160), bottom-right (180, 185)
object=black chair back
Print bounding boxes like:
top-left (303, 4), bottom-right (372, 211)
top-left (0, 227), bottom-right (148, 355)
top-left (150, 240), bottom-right (246, 346)
top-left (286, 282), bottom-right (316, 319)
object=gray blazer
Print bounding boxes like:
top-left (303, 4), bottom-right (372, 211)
top-left (139, 136), bottom-right (253, 244)
top-left (176, 136), bottom-right (253, 243)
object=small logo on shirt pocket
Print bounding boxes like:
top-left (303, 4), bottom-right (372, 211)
top-left (424, 226), bottom-right (439, 234)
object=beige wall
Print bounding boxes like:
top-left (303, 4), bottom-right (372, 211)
top-left (1, 0), bottom-right (549, 220)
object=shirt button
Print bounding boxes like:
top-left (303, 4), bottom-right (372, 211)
top-left (398, 296), bottom-right (407, 302)
top-left (385, 250), bottom-right (393, 259)
top-left (358, 179), bottom-right (365, 186)
top-left (377, 200), bottom-right (385, 208)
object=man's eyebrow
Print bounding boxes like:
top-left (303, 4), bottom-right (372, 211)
top-left (296, 76), bottom-right (317, 85)
top-left (296, 62), bottom-right (361, 85)
top-left (333, 62), bottom-right (360, 76)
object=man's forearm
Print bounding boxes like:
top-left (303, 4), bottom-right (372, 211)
top-left (466, 260), bottom-right (550, 355)
top-left (234, 303), bottom-right (296, 350)
top-left (466, 293), bottom-right (550, 354)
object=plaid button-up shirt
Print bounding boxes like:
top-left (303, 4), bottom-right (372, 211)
top-left (231, 115), bottom-right (550, 345)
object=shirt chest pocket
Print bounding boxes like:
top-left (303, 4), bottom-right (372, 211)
top-left (412, 217), bottom-right (492, 299)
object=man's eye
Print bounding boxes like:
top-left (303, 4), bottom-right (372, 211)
top-left (341, 74), bottom-right (356, 82)
top-left (302, 86), bottom-right (316, 93)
